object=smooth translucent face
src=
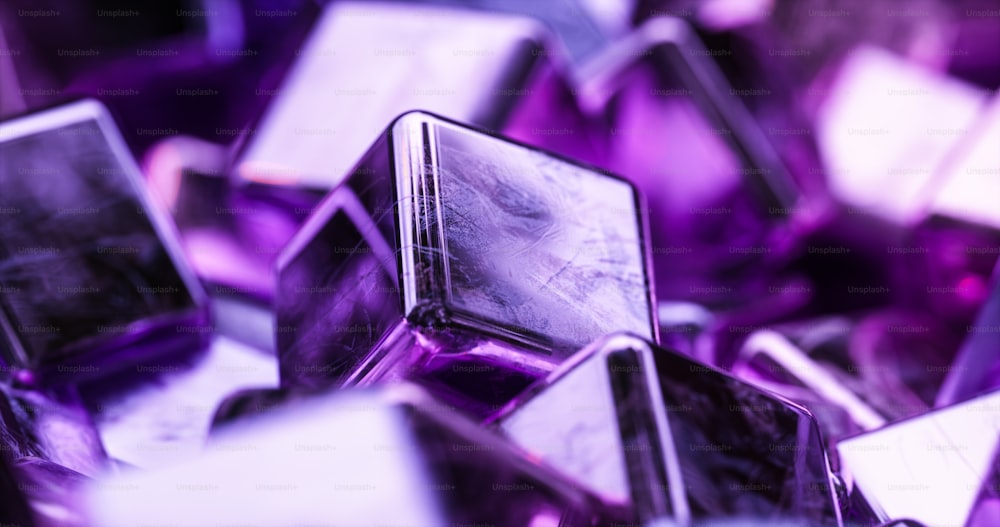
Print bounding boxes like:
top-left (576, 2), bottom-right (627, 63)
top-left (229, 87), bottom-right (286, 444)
top-left (652, 349), bottom-right (839, 523)
top-left (500, 338), bottom-right (840, 524)
top-left (237, 2), bottom-right (541, 188)
top-left (837, 391), bottom-right (1000, 527)
top-left (85, 393), bottom-right (446, 527)
top-left (499, 351), bottom-right (632, 504)
top-left (433, 123), bottom-right (653, 348)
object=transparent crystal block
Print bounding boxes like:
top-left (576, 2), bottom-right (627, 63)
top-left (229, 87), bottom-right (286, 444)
top-left (234, 1), bottom-right (586, 192)
top-left (84, 384), bottom-right (623, 526)
top-left (836, 389), bottom-right (1000, 527)
top-left (276, 111), bottom-right (656, 415)
top-left (731, 311), bottom-right (963, 441)
top-left (494, 332), bottom-right (842, 526)
top-left (577, 18), bottom-right (805, 310)
top-left (0, 100), bottom-right (209, 385)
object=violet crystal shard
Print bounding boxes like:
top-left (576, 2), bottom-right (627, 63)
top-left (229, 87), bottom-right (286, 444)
top-left (276, 111), bottom-right (656, 415)
top-left (0, 383), bottom-right (108, 478)
top-left (493, 332), bottom-right (843, 526)
top-left (11, 456), bottom-right (91, 527)
top-left (0, 100), bottom-right (209, 385)
top-left (912, 94), bottom-right (1000, 325)
top-left (0, 384), bottom-right (103, 526)
top-left (836, 389), bottom-right (1000, 527)
top-left (84, 384), bottom-right (623, 527)
top-left (77, 334), bottom-right (278, 470)
top-left (234, 1), bottom-right (585, 191)
top-left (213, 1), bottom-right (597, 303)
top-left (935, 221), bottom-right (1000, 407)
top-left (731, 311), bottom-right (959, 442)
top-left (576, 18), bottom-right (805, 310)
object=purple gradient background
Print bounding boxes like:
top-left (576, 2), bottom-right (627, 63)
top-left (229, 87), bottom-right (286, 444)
top-left (1, 0), bottom-right (999, 526)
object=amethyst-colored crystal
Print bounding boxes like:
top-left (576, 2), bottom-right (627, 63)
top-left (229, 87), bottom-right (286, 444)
top-left (0, 383), bottom-right (108, 478)
top-left (577, 18), bottom-right (805, 310)
top-left (234, 1), bottom-right (580, 192)
top-left (733, 326), bottom-right (875, 444)
top-left (814, 46), bottom-right (987, 236)
top-left (142, 136), bottom-right (231, 235)
top-left (0, 100), bottom-right (209, 385)
top-left (140, 135), bottom-right (285, 302)
top-left (493, 332), bottom-right (842, 526)
top-left (277, 111), bottom-right (656, 415)
top-left (802, 46), bottom-right (994, 315)
top-left (836, 389), bottom-right (1000, 527)
top-left (656, 301), bottom-right (715, 359)
top-left (12, 456), bottom-right (91, 527)
top-left (85, 384), bottom-right (624, 526)
top-left (77, 334), bottom-right (277, 470)
top-left (214, 1), bottom-right (598, 302)
top-left (403, 0), bottom-right (625, 66)
top-left (732, 310), bottom-right (962, 441)
top-left (909, 92), bottom-right (1000, 324)
top-left (931, 102), bottom-right (1000, 406)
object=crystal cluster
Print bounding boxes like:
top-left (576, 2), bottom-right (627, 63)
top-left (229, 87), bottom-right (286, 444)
top-left (0, 0), bottom-right (997, 525)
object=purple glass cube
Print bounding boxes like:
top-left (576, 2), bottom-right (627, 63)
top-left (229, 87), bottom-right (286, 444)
top-left (656, 300), bottom-right (715, 359)
top-left (233, 1), bottom-right (585, 192)
top-left (493, 333), bottom-right (842, 526)
top-left (84, 384), bottom-right (623, 526)
top-left (576, 18), bottom-right (806, 310)
top-left (0, 100), bottom-right (209, 385)
top-left (77, 334), bottom-right (277, 470)
top-left (277, 111), bottom-right (656, 415)
top-left (732, 312), bottom-right (959, 441)
top-left (836, 389), bottom-right (1000, 527)
top-left (806, 46), bottom-right (994, 316)
top-left (732, 325), bottom-right (876, 444)
top-left (815, 47), bottom-right (987, 232)
top-left (220, 1), bottom-right (596, 302)
top-left (142, 134), bottom-right (297, 303)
